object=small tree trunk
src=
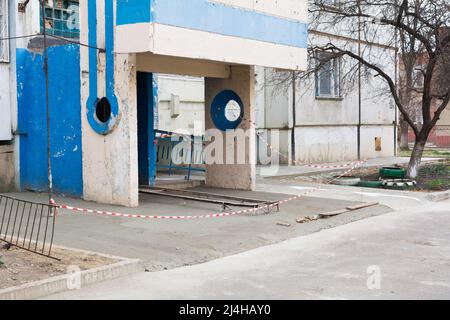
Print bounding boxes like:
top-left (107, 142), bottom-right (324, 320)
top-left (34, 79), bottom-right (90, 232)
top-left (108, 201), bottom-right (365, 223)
top-left (399, 117), bottom-right (410, 150)
top-left (407, 134), bottom-right (427, 179)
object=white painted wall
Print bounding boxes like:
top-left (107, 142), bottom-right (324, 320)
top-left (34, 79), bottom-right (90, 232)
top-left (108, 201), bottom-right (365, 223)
top-left (294, 126), bottom-right (358, 163)
top-left (156, 74), bottom-right (205, 135)
top-left (116, 23), bottom-right (308, 71)
top-left (361, 126), bottom-right (396, 159)
top-left (256, 68), bottom-right (293, 130)
top-left (256, 31), bottom-right (397, 163)
top-left (0, 63), bottom-right (12, 140)
top-left (211, 0), bottom-right (308, 22)
top-left (115, 0), bottom-right (308, 70)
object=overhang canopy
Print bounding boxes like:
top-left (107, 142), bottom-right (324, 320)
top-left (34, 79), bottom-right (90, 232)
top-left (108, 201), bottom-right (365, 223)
top-left (116, 0), bottom-right (308, 71)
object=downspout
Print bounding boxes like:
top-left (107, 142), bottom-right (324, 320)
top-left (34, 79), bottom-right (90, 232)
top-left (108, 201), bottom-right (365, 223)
top-left (357, 2), bottom-right (362, 160)
top-left (291, 71), bottom-right (296, 164)
top-left (40, 0), bottom-right (53, 203)
top-left (394, 36), bottom-right (399, 156)
top-left (393, 1), bottom-right (399, 157)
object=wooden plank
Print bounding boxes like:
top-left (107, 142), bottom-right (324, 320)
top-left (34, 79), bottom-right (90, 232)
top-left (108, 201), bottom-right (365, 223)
top-left (318, 209), bottom-right (349, 218)
top-left (346, 202), bottom-right (379, 211)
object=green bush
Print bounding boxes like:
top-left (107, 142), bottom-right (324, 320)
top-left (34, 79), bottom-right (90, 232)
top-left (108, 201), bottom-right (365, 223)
top-left (420, 164), bottom-right (449, 176)
top-left (427, 179), bottom-right (449, 191)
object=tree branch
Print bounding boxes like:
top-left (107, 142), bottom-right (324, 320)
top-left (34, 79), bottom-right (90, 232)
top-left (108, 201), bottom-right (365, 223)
top-left (319, 43), bottom-right (420, 136)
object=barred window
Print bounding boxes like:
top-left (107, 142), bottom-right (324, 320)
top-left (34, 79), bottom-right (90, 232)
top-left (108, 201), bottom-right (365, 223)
top-left (0, 0), bottom-right (9, 62)
top-left (41, 0), bottom-right (79, 39)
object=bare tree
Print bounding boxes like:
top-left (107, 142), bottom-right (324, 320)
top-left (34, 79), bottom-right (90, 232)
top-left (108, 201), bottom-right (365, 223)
top-left (307, 0), bottom-right (450, 178)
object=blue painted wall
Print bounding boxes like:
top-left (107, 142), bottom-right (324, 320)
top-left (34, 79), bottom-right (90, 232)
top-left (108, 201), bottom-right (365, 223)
top-left (137, 72), bottom-right (157, 187)
top-left (116, 0), bottom-right (151, 25)
top-left (116, 0), bottom-right (308, 48)
top-left (86, 0), bottom-right (119, 135)
top-left (17, 44), bottom-right (83, 197)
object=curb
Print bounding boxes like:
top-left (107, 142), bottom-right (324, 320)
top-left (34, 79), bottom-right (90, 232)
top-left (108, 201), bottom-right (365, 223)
top-left (0, 247), bottom-right (144, 300)
top-left (426, 190), bottom-right (450, 202)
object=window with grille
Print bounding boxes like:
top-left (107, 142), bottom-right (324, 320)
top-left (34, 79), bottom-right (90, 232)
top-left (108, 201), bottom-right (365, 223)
top-left (41, 0), bottom-right (79, 39)
top-left (0, 0), bottom-right (9, 62)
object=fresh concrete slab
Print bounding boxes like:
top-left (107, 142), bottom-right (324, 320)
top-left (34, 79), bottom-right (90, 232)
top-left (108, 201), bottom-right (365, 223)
top-left (3, 190), bottom-right (392, 272)
top-left (256, 178), bottom-right (429, 211)
top-left (44, 201), bottom-right (450, 300)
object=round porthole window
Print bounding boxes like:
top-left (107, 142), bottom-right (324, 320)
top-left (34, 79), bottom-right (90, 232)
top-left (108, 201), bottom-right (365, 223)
top-left (210, 90), bottom-right (244, 131)
top-left (87, 94), bottom-right (119, 135)
top-left (95, 97), bottom-right (112, 123)
top-left (224, 100), bottom-right (242, 122)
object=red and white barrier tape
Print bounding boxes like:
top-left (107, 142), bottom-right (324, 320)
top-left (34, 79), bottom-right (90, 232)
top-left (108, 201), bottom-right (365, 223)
top-left (155, 119), bottom-right (365, 170)
top-left (242, 117), bottom-right (366, 169)
top-left (51, 189), bottom-right (316, 220)
top-left (50, 116), bottom-right (368, 220)
top-left (51, 159), bottom-right (367, 220)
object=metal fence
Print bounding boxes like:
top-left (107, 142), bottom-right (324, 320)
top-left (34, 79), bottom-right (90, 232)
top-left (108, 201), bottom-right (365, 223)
top-left (156, 130), bottom-right (206, 180)
top-left (409, 126), bottom-right (450, 148)
top-left (418, 162), bottom-right (450, 191)
top-left (0, 194), bottom-right (56, 258)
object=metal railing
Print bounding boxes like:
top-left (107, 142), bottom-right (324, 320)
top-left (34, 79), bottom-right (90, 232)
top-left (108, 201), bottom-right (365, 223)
top-left (155, 130), bottom-right (206, 180)
top-left (0, 194), bottom-right (56, 258)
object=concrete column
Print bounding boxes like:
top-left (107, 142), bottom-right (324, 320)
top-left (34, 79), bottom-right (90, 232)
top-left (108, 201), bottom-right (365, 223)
top-left (79, 0), bottom-right (138, 207)
top-left (205, 65), bottom-right (256, 190)
top-left (80, 56), bottom-right (139, 207)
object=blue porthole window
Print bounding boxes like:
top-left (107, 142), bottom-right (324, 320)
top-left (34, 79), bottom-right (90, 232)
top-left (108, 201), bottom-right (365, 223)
top-left (95, 97), bottom-right (112, 123)
top-left (87, 96), bottom-right (119, 135)
top-left (210, 90), bottom-right (244, 131)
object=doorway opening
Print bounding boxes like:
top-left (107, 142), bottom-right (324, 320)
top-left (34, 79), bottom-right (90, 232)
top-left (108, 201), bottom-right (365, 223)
top-left (137, 72), bottom-right (206, 191)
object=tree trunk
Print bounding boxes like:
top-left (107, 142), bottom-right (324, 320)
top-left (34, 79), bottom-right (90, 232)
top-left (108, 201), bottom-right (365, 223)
top-left (406, 134), bottom-right (427, 179)
top-left (399, 117), bottom-right (410, 150)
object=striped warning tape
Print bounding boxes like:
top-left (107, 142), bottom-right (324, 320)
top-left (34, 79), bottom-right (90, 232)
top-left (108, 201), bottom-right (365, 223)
top-left (242, 117), bottom-right (366, 169)
top-left (52, 189), bottom-right (316, 220)
top-left (155, 119), bottom-right (365, 170)
top-left (50, 159), bottom-right (367, 220)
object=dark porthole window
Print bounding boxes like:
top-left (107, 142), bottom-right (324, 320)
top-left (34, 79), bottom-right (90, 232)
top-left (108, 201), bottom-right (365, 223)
top-left (95, 97), bottom-right (112, 123)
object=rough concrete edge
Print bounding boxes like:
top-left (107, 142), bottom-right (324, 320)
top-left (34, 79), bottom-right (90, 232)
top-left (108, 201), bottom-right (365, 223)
top-left (0, 236), bottom-right (136, 263)
top-left (426, 190), bottom-right (450, 202)
top-left (0, 246), bottom-right (144, 300)
top-left (49, 243), bottom-right (138, 262)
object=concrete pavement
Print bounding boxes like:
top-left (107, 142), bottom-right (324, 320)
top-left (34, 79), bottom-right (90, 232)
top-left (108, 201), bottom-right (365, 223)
top-left (4, 190), bottom-right (391, 272)
top-left (256, 156), bottom-right (442, 210)
top-left (256, 179), bottom-right (427, 211)
top-left (45, 201), bottom-right (450, 300)
top-left (257, 157), bottom-right (439, 178)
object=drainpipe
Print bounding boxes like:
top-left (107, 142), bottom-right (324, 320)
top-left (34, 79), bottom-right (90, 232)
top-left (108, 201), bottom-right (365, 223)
top-left (40, 0), bottom-right (53, 203)
top-left (357, 2), bottom-right (362, 160)
top-left (393, 2), bottom-right (399, 157)
top-left (291, 71), bottom-right (296, 164)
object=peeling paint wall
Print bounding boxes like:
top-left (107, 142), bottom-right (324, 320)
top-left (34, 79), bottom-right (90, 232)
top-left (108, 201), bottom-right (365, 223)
top-left (80, 0), bottom-right (138, 207)
top-left (0, 63), bottom-right (12, 140)
top-left (16, 45), bottom-right (83, 196)
top-left (0, 144), bottom-right (14, 192)
top-left (205, 66), bottom-right (256, 190)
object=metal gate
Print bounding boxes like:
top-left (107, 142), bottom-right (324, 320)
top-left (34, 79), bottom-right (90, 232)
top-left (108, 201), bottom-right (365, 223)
top-left (0, 195), bottom-right (56, 258)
